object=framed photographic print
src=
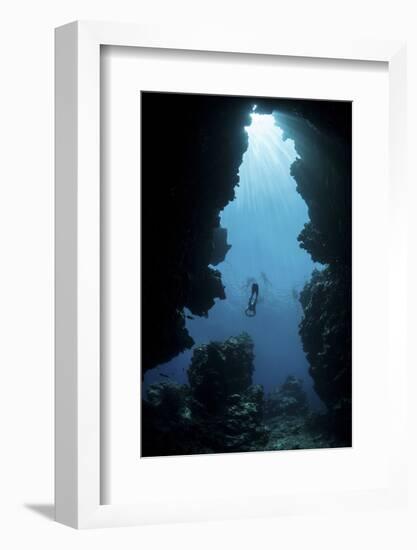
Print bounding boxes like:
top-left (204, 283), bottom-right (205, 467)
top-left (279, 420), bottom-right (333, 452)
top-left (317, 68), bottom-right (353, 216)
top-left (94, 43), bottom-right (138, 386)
top-left (55, 21), bottom-right (407, 528)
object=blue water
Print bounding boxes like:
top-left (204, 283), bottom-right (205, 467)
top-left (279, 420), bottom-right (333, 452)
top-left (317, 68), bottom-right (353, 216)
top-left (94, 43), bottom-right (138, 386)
top-left (144, 112), bottom-right (322, 407)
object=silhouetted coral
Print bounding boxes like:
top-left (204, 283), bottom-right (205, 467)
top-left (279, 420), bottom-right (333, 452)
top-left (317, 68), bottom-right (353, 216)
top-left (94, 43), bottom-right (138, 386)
top-left (265, 375), bottom-right (308, 419)
top-left (299, 267), bottom-right (352, 444)
top-left (141, 382), bottom-right (196, 457)
top-left (188, 333), bottom-right (254, 414)
top-left (142, 333), bottom-right (269, 456)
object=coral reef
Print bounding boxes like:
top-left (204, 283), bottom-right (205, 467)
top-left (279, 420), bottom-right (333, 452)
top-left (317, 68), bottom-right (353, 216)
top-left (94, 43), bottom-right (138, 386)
top-left (265, 412), bottom-right (339, 451)
top-left (299, 267), bottom-right (352, 443)
top-left (264, 375), bottom-right (308, 418)
top-left (142, 334), bottom-right (342, 457)
top-left (141, 381), bottom-right (196, 457)
top-left (187, 333), bottom-right (255, 413)
top-left (263, 376), bottom-right (339, 451)
top-left (142, 333), bottom-right (269, 456)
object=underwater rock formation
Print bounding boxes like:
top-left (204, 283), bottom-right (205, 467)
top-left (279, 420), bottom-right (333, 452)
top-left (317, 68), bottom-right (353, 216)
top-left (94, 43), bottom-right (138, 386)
top-left (263, 377), bottom-right (342, 451)
top-left (188, 333), bottom-right (255, 413)
top-left (264, 411), bottom-right (338, 452)
top-left (141, 381), bottom-right (196, 457)
top-left (265, 375), bottom-right (308, 419)
top-left (261, 376), bottom-right (342, 452)
top-left (142, 333), bottom-right (269, 456)
top-left (270, 107), bottom-right (352, 446)
top-left (141, 94), bottom-right (252, 373)
top-left (299, 267), bottom-right (352, 443)
top-left (210, 226), bottom-right (232, 266)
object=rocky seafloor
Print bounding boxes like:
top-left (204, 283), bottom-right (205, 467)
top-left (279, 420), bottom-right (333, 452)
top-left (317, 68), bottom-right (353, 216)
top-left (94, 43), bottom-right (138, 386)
top-left (142, 333), bottom-right (343, 457)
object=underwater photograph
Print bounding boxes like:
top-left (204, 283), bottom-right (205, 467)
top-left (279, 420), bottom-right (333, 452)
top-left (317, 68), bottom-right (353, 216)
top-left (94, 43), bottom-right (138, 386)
top-left (141, 92), bottom-right (352, 457)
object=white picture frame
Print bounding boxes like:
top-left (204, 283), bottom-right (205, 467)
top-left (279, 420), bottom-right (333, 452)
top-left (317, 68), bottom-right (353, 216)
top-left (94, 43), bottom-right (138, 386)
top-left (55, 21), bottom-right (407, 529)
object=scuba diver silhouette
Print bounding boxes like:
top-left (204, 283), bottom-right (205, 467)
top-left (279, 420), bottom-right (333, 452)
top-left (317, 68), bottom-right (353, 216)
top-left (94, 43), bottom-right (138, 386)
top-left (245, 282), bottom-right (259, 317)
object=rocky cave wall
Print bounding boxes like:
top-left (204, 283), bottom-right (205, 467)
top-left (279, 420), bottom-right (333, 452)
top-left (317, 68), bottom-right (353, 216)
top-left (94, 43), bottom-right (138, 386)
top-left (274, 106), bottom-right (352, 445)
top-left (141, 92), bottom-right (252, 373)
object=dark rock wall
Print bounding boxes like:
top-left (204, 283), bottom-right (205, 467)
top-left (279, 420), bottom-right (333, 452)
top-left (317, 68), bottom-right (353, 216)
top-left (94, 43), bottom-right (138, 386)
top-left (141, 92), bottom-right (252, 373)
top-left (276, 107), bottom-right (352, 445)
